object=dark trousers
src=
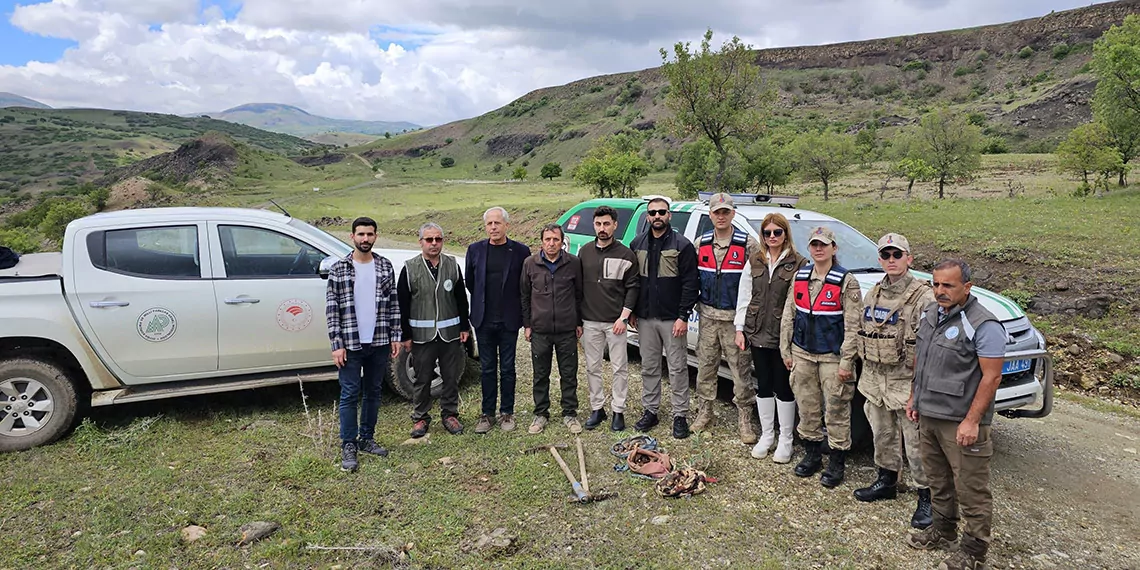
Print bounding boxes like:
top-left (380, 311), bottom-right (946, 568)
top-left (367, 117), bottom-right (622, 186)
top-left (476, 322), bottom-right (518, 416)
top-left (751, 346), bottom-right (794, 401)
top-left (338, 344), bottom-right (389, 444)
top-left (410, 338), bottom-right (464, 422)
top-left (531, 331), bottom-right (579, 418)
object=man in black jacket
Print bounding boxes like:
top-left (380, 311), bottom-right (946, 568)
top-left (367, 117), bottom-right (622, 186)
top-left (466, 207), bottom-right (532, 434)
top-left (629, 197), bottom-right (699, 439)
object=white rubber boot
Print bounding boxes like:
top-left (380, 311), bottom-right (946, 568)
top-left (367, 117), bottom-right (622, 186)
top-left (751, 397), bottom-right (776, 459)
top-left (773, 399), bottom-right (797, 464)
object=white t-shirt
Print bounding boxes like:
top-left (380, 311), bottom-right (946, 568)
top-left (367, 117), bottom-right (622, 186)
top-left (353, 259), bottom-right (377, 345)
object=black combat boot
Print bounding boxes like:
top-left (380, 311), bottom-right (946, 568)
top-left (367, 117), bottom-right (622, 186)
top-left (912, 488), bottom-right (933, 529)
top-left (820, 449), bottom-right (846, 488)
top-left (584, 408), bottom-right (607, 430)
top-left (794, 440), bottom-right (823, 477)
top-left (672, 416), bottom-right (690, 439)
top-left (634, 410), bottom-right (659, 432)
top-left (854, 467), bottom-right (898, 502)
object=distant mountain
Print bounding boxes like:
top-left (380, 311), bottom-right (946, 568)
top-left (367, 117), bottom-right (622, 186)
top-left (201, 103), bottom-right (419, 139)
top-left (0, 92), bottom-right (51, 109)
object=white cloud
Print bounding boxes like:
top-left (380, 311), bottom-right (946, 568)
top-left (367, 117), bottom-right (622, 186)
top-left (0, 0), bottom-right (1111, 126)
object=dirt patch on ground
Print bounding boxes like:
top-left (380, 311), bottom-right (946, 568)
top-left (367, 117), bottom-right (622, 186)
top-left (106, 176), bottom-right (153, 211)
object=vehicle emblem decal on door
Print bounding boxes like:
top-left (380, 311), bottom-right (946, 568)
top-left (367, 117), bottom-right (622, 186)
top-left (276, 298), bottom-right (313, 332)
top-left (137, 307), bottom-right (177, 342)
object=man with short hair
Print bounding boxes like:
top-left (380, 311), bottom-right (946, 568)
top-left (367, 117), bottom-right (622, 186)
top-left (325, 216), bottom-right (401, 473)
top-left (629, 196), bottom-right (699, 439)
top-left (466, 207), bottom-right (532, 433)
top-left (398, 222), bottom-right (470, 438)
top-left (853, 233), bottom-right (936, 530)
top-left (692, 193), bottom-right (762, 444)
top-left (578, 205), bottom-right (639, 431)
top-left (521, 223), bottom-right (584, 434)
top-left (906, 259), bottom-right (1005, 570)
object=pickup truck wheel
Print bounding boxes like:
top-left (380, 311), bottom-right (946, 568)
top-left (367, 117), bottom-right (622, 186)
top-left (386, 349), bottom-right (445, 402)
top-left (0, 359), bottom-right (78, 452)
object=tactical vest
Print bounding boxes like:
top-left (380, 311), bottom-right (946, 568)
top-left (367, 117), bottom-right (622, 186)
top-left (405, 255), bottom-right (462, 343)
top-left (697, 229), bottom-right (748, 310)
top-left (791, 264), bottom-right (849, 355)
top-left (857, 276), bottom-right (929, 365)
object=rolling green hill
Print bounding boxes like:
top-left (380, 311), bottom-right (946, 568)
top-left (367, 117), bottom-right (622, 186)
top-left (358, 0), bottom-right (1140, 179)
top-left (0, 108), bottom-right (317, 195)
top-left (202, 103), bottom-right (419, 140)
top-left (0, 92), bottom-right (50, 109)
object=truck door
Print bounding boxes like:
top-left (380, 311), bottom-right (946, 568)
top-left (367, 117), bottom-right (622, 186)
top-left (69, 223), bottom-right (220, 381)
top-left (209, 223), bottom-right (331, 372)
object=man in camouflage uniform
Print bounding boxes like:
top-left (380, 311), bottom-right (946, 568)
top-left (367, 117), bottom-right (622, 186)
top-left (852, 233), bottom-right (936, 529)
top-left (692, 192), bottom-right (762, 444)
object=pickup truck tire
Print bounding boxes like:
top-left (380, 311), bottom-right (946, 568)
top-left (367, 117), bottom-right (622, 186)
top-left (0, 358), bottom-right (78, 452)
top-left (387, 350), bottom-right (446, 402)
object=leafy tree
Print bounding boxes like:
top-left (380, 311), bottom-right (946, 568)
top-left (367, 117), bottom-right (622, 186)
top-left (1091, 15), bottom-right (1140, 185)
top-left (660, 29), bottom-right (775, 192)
top-left (915, 108), bottom-right (983, 198)
top-left (742, 138), bottom-right (792, 192)
top-left (789, 131), bottom-right (856, 201)
top-left (511, 166), bottom-right (528, 181)
top-left (573, 135), bottom-right (651, 198)
top-left (38, 199), bottom-right (91, 243)
top-left (440, 156), bottom-right (455, 168)
top-left (854, 122), bottom-right (883, 168)
top-left (540, 162), bottom-right (562, 180)
top-left (384, 132), bottom-right (391, 139)
top-left (0, 228), bottom-right (40, 254)
top-left (492, 163), bottom-right (503, 173)
top-left (1055, 122), bottom-right (1123, 192)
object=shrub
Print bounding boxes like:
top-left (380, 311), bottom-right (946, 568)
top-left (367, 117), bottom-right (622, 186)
top-left (588, 85), bottom-right (605, 93)
top-left (38, 199), bottom-right (91, 243)
top-left (444, 137), bottom-right (454, 144)
top-left (521, 160), bottom-right (529, 167)
top-left (0, 228), bottom-right (40, 253)
top-left (471, 134), bottom-right (483, 143)
top-left (953, 66), bottom-right (973, 77)
top-left (511, 166), bottom-right (527, 181)
top-left (492, 163), bottom-right (503, 173)
top-left (440, 156), bottom-right (455, 168)
top-left (975, 50), bottom-right (990, 62)
top-left (1052, 43), bottom-right (1070, 60)
top-left (604, 105), bottom-right (621, 117)
top-left (1018, 46), bottom-right (1034, 59)
top-left (981, 137), bottom-right (1010, 154)
top-left (966, 112), bottom-right (987, 126)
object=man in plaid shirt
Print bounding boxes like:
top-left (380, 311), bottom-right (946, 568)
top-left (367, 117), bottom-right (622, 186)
top-left (326, 216), bottom-right (401, 473)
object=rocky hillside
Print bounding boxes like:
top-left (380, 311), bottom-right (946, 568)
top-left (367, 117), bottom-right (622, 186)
top-left (362, 0), bottom-right (1140, 173)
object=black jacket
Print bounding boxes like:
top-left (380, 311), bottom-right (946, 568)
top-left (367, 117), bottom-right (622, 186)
top-left (630, 228), bottom-right (699, 322)
top-left (465, 238), bottom-right (531, 330)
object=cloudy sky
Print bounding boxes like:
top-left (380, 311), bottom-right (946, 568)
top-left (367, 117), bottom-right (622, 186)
top-left (0, 0), bottom-right (1117, 126)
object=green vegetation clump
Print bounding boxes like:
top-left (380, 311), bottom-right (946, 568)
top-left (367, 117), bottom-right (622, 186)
top-left (1018, 46), bottom-right (1035, 59)
top-left (903, 60), bottom-right (931, 72)
top-left (501, 96), bottom-right (550, 118)
top-left (440, 156), bottom-right (455, 168)
top-left (1052, 43), bottom-right (1071, 60)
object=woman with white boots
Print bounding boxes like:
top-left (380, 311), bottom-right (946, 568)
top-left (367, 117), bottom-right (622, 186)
top-left (734, 213), bottom-right (807, 463)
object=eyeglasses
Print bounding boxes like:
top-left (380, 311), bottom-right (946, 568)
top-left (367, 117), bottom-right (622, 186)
top-left (762, 229), bottom-right (785, 238)
top-left (647, 209), bottom-right (669, 217)
top-left (879, 249), bottom-right (905, 260)
top-left (422, 237), bottom-right (443, 243)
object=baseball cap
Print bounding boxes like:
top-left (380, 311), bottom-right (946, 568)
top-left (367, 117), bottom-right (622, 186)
top-left (807, 226), bottom-right (836, 245)
top-left (708, 192), bottom-right (735, 212)
top-left (877, 233), bottom-right (911, 253)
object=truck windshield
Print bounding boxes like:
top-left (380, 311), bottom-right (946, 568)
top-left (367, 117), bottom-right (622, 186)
top-left (748, 219), bottom-right (884, 273)
top-left (287, 218), bottom-right (353, 257)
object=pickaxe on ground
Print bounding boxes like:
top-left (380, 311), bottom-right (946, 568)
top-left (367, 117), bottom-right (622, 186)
top-left (523, 441), bottom-right (612, 504)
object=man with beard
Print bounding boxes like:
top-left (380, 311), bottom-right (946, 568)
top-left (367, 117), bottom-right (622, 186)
top-left (325, 217), bottom-right (401, 473)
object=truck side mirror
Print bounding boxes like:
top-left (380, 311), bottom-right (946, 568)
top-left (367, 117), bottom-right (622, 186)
top-left (318, 255), bottom-right (338, 279)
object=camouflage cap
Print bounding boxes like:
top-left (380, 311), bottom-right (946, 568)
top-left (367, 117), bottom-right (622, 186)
top-left (807, 226), bottom-right (836, 245)
top-left (877, 232), bottom-right (911, 253)
top-left (708, 192), bottom-right (735, 212)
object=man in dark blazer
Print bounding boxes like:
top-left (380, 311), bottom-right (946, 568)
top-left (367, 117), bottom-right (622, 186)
top-left (466, 206), bottom-right (532, 433)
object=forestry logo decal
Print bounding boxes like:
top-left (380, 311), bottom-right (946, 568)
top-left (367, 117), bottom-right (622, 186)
top-left (276, 298), bottom-right (313, 332)
top-left (137, 307), bottom-right (177, 342)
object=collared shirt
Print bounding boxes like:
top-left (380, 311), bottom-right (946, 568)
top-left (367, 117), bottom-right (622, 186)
top-left (325, 251), bottom-right (401, 351)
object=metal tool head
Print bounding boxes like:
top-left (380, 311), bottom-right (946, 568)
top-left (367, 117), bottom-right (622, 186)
top-left (522, 442), bottom-right (569, 454)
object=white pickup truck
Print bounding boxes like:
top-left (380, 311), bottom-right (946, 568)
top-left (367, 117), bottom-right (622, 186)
top-left (0, 207), bottom-right (466, 452)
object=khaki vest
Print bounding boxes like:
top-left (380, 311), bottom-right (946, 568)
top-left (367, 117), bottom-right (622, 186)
top-left (912, 296), bottom-right (1001, 424)
top-left (406, 255), bottom-right (462, 343)
top-left (857, 275), bottom-right (929, 365)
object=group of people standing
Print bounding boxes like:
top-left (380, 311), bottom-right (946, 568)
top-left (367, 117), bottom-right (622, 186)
top-left (324, 193), bottom-right (1004, 570)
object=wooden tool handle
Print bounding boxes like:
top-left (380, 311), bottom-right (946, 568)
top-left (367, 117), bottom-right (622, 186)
top-left (576, 437), bottom-right (589, 494)
top-left (549, 447), bottom-right (579, 486)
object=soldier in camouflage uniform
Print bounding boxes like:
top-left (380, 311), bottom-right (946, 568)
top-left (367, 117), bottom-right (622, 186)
top-left (780, 226), bottom-right (862, 488)
top-left (692, 193), bottom-right (762, 444)
top-left (852, 234), bottom-right (937, 529)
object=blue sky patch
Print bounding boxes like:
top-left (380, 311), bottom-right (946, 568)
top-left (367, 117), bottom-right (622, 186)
top-left (0, 0), bottom-right (76, 66)
top-left (368, 25), bottom-right (438, 52)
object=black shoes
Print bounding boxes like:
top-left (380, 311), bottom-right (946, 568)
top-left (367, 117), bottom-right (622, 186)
top-left (794, 440), bottom-right (823, 477)
top-left (672, 416), bottom-right (690, 439)
top-left (634, 410), bottom-right (659, 432)
top-left (820, 450), bottom-right (847, 488)
top-left (854, 468), bottom-right (898, 502)
top-left (585, 409), bottom-right (607, 430)
top-left (610, 412), bottom-right (625, 432)
top-left (340, 442), bottom-right (359, 473)
top-left (912, 488), bottom-right (933, 529)
top-left (358, 439), bottom-right (389, 457)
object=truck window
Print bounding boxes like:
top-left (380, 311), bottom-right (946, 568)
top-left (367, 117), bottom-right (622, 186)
top-left (696, 214), bottom-right (714, 236)
top-left (635, 211), bottom-right (692, 235)
top-left (219, 225), bottom-right (324, 278)
top-left (562, 207), bottom-right (636, 237)
top-left (88, 226), bottom-right (201, 278)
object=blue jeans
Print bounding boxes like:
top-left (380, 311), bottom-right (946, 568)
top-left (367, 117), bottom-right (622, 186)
top-left (338, 345), bottom-right (389, 444)
top-left (477, 322), bottom-right (518, 416)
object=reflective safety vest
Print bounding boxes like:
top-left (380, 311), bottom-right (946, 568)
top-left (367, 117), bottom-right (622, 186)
top-left (406, 255), bottom-right (462, 343)
top-left (697, 229), bottom-right (748, 310)
top-left (791, 264), bottom-right (849, 355)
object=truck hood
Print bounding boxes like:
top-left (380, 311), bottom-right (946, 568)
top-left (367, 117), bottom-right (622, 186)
top-left (851, 271), bottom-right (1026, 322)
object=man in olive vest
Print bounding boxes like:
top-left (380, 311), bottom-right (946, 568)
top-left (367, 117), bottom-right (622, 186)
top-left (398, 222), bottom-right (471, 438)
top-left (853, 233), bottom-right (936, 529)
top-left (906, 259), bottom-right (1005, 570)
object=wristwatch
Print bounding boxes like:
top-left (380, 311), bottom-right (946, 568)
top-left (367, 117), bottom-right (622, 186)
top-left (621, 317), bottom-right (630, 325)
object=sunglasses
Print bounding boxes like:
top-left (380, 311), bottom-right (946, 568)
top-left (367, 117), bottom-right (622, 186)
top-left (879, 249), bottom-right (905, 260)
top-left (422, 237), bottom-right (444, 243)
top-left (762, 229), bottom-right (785, 238)
top-left (647, 209), bottom-right (669, 217)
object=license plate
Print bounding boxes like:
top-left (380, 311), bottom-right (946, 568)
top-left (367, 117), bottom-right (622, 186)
top-left (1002, 359), bottom-right (1031, 374)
